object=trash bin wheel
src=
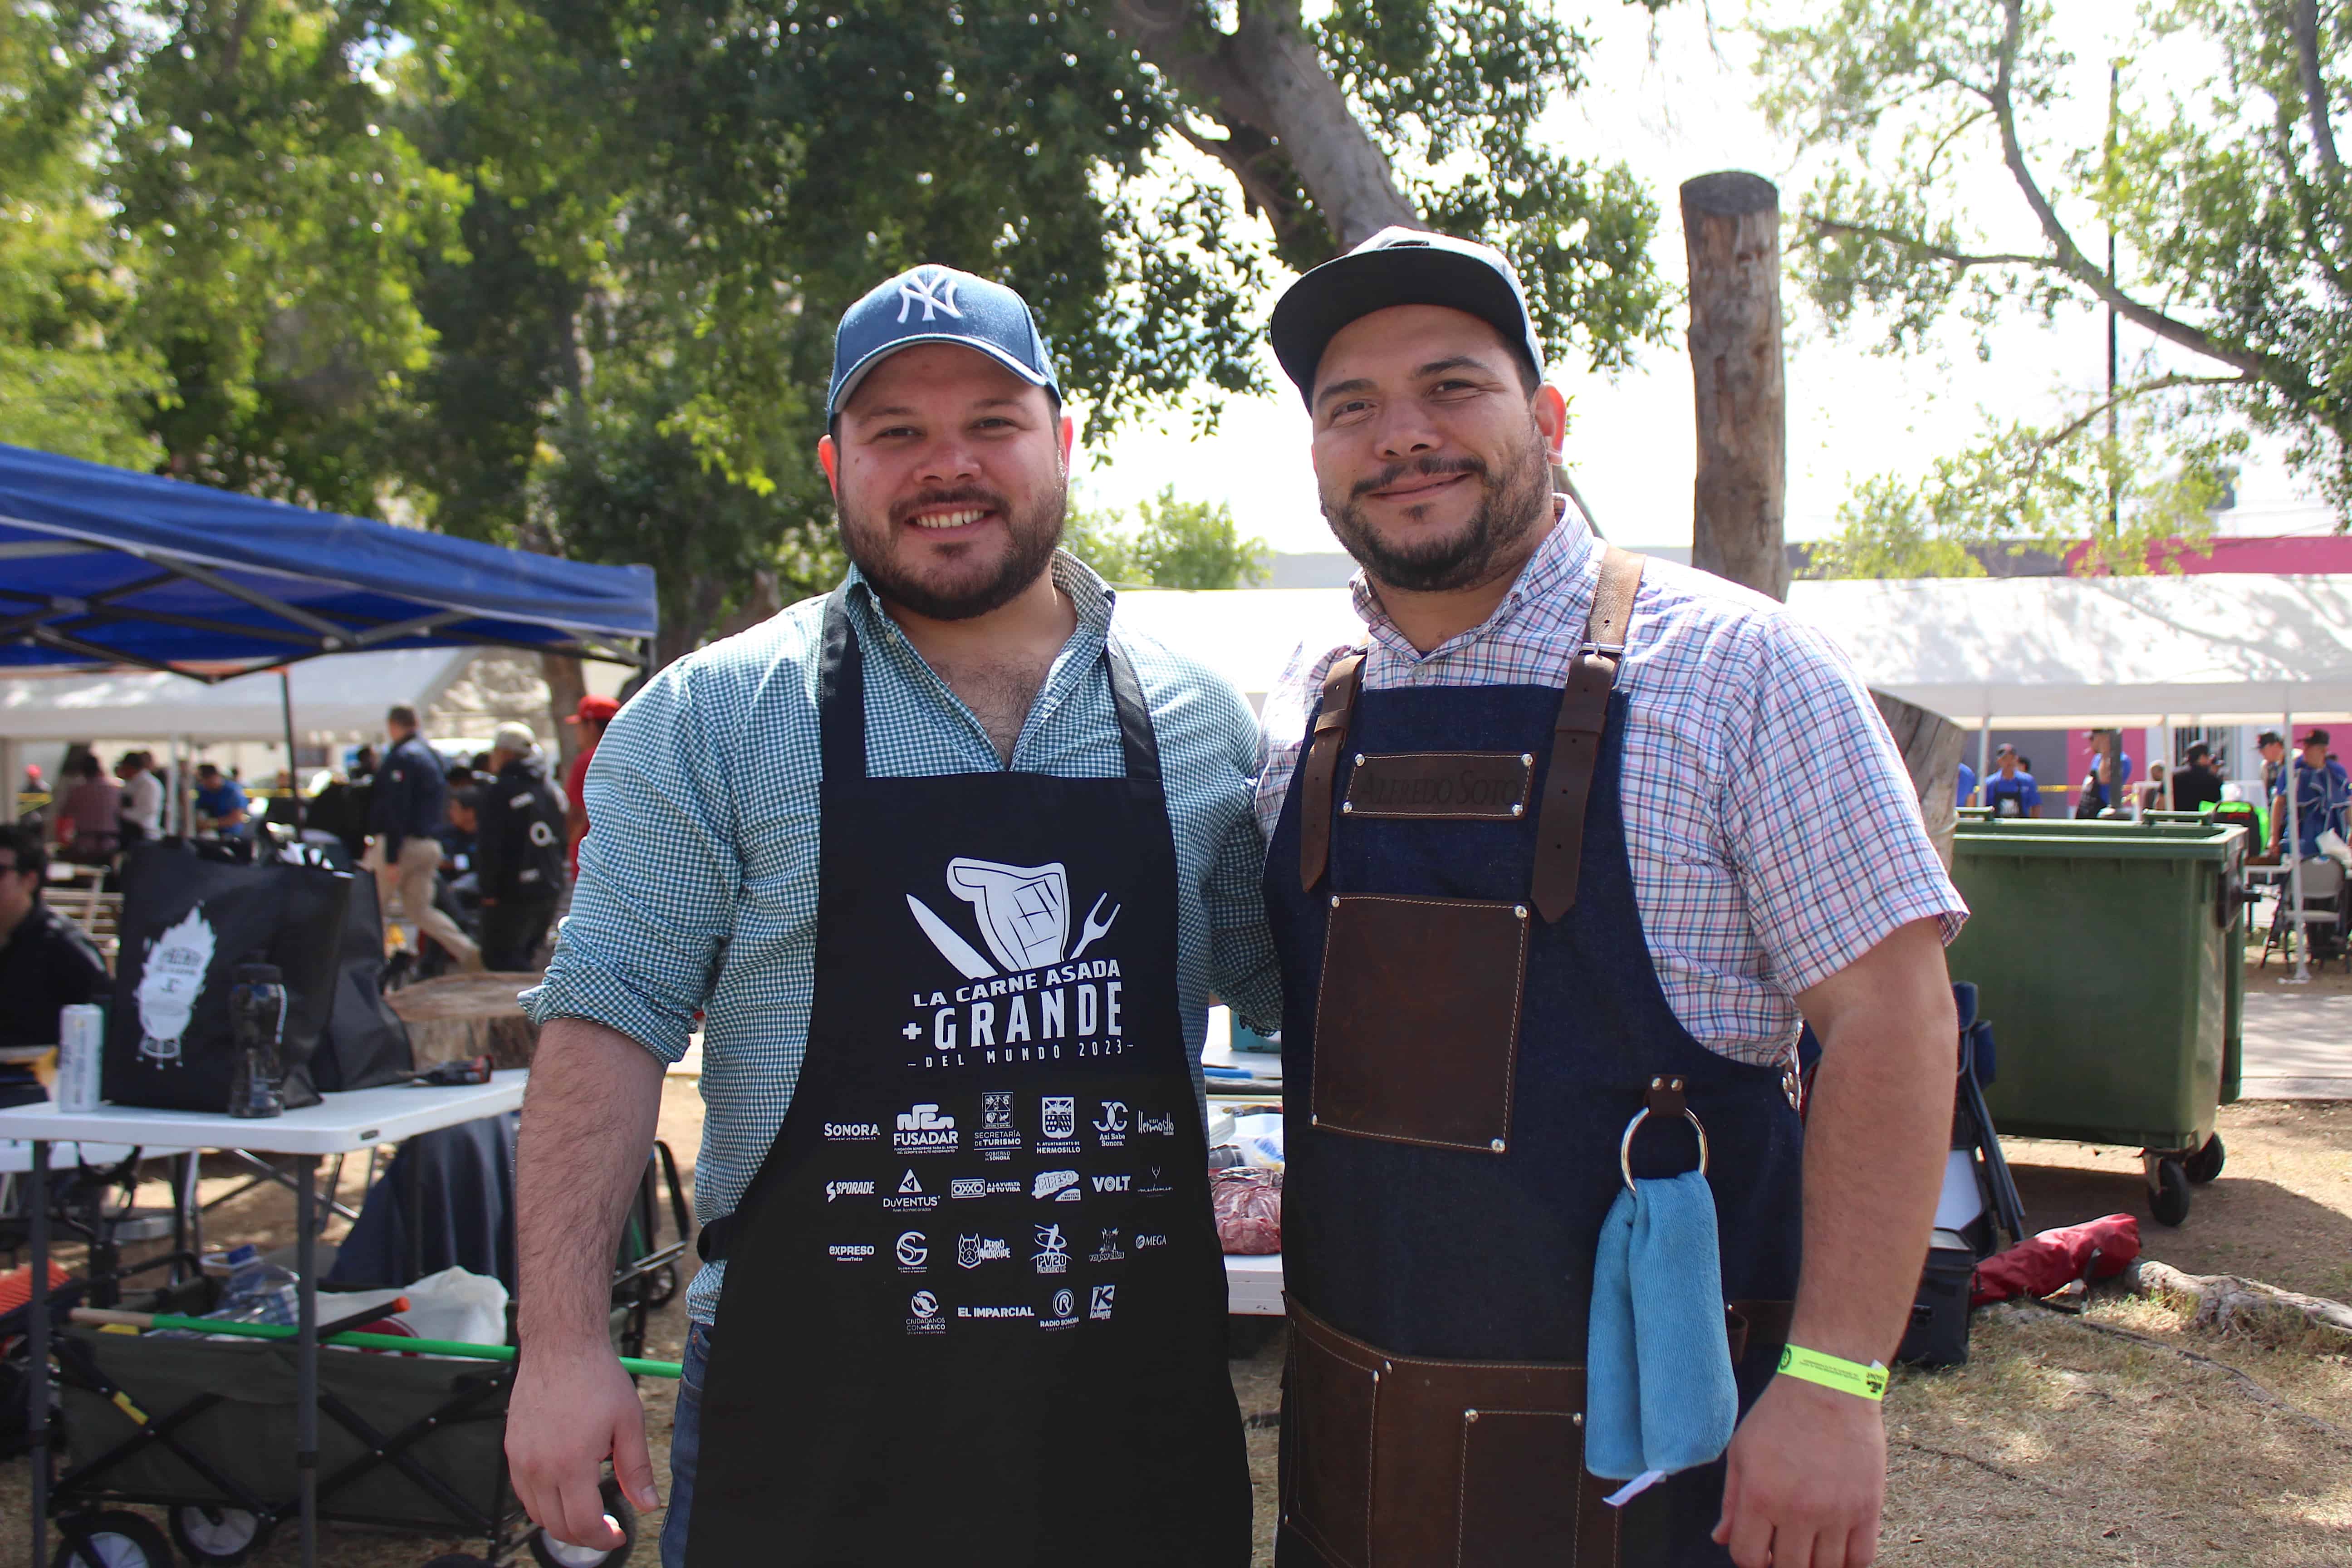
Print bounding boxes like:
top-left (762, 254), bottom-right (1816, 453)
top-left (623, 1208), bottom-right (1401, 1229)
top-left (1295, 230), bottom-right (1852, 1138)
top-left (526, 1477), bottom-right (637, 1568)
top-left (2185, 1133), bottom-right (2226, 1185)
top-left (50, 1510), bottom-right (175, 1568)
top-left (168, 1505), bottom-right (268, 1565)
top-left (2149, 1157), bottom-right (2193, 1226)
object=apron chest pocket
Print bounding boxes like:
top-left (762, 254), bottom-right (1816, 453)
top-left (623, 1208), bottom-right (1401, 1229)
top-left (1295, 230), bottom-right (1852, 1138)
top-left (1282, 1302), bottom-right (1615, 1568)
top-left (1313, 894), bottom-right (1530, 1153)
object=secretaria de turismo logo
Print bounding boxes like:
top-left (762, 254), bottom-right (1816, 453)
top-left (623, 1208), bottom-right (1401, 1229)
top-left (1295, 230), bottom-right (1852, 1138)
top-left (902, 858), bottom-right (1131, 1070)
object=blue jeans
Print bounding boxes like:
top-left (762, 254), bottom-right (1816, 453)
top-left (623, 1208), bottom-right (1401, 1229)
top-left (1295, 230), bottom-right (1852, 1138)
top-left (658, 1320), bottom-right (713, 1568)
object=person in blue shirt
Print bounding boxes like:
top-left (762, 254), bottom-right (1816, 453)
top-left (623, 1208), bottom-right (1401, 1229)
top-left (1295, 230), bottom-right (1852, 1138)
top-left (2074, 732), bottom-right (2133, 818)
top-left (1983, 744), bottom-right (2040, 817)
top-left (1956, 759), bottom-right (1977, 807)
top-left (192, 763), bottom-right (249, 839)
top-left (2276, 728), bottom-right (2352, 858)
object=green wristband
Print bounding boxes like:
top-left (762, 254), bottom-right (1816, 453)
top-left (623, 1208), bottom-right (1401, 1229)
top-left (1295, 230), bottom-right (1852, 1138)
top-left (1776, 1344), bottom-right (1888, 1401)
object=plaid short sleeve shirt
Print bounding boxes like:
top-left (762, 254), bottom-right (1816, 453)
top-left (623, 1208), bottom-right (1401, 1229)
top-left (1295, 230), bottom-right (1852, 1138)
top-left (1257, 508), bottom-right (1968, 1068)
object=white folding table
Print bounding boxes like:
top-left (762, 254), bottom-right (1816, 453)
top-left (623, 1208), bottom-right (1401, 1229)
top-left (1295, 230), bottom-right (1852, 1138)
top-left (0, 1072), bottom-right (529, 1568)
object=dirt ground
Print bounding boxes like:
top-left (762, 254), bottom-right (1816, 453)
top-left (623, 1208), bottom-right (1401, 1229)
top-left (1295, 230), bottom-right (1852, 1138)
top-left (6, 1086), bottom-right (2348, 1567)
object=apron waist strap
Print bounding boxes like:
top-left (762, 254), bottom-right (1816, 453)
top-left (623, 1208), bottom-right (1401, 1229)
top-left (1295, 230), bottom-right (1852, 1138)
top-left (696, 1212), bottom-right (739, 1263)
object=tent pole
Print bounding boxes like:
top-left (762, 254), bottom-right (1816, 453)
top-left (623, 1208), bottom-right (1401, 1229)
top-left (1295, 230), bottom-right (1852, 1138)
top-left (1977, 714), bottom-right (1990, 800)
top-left (2287, 701), bottom-right (2309, 985)
top-left (279, 669), bottom-right (304, 833)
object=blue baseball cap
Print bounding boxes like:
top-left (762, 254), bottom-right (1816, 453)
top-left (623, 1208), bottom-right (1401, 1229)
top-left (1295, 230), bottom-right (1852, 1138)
top-left (826, 264), bottom-right (1059, 421)
top-left (1269, 226), bottom-right (1544, 407)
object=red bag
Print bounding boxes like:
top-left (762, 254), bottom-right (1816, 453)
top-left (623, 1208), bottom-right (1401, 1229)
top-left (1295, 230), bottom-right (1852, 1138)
top-left (1969, 1213), bottom-right (2141, 1306)
top-left (1211, 1167), bottom-right (1282, 1255)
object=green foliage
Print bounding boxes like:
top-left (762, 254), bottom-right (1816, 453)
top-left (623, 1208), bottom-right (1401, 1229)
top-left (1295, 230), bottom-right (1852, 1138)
top-left (1756, 0), bottom-right (2352, 575)
top-left (1063, 486), bottom-right (1269, 590)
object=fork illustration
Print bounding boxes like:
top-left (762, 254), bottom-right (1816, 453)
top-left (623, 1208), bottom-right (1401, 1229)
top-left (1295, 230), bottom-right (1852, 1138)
top-left (1068, 893), bottom-right (1120, 960)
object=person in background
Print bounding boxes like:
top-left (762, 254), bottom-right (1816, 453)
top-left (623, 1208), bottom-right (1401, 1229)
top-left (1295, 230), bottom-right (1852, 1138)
top-left (1982, 745), bottom-right (2039, 817)
top-left (2138, 761), bottom-right (2169, 818)
top-left (0, 823), bottom-right (108, 1108)
top-left (2171, 743), bottom-right (2225, 813)
top-left (2074, 731), bottom-right (2132, 818)
top-left (1955, 758), bottom-right (1976, 808)
top-left (56, 754), bottom-right (122, 865)
top-left (2258, 731), bottom-right (2287, 802)
top-left (368, 703), bottom-right (482, 971)
top-left (474, 721), bottom-right (568, 971)
top-left (115, 751), bottom-right (163, 845)
top-left (441, 786), bottom-right (481, 869)
top-left (2277, 728), bottom-right (2352, 859)
top-left (351, 743), bottom-right (380, 783)
top-left (560, 694), bottom-right (618, 879)
top-left (192, 762), bottom-right (250, 839)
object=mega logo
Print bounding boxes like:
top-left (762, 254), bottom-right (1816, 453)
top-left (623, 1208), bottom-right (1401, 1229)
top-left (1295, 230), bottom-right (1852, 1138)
top-left (893, 1102), bottom-right (959, 1155)
top-left (825, 1180), bottom-right (876, 1203)
top-left (1032, 1169), bottom-right (1081, 1203)
top-left (1135, 1233), bottom-right (1169, 1249)
top-left (1090, 1174), bottom-right (1131, 1194)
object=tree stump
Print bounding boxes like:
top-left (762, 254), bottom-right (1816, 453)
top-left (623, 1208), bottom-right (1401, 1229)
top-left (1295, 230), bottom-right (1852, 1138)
top-left (384, 972), bottom-right (541, 1069)
top-left (2129, 1258), bottom-right (2352, 1342)
top-left (1873, 691), bottom-right (1968, 870)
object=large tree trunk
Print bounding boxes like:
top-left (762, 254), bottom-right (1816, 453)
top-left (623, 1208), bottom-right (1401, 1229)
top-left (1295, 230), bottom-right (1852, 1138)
top-left (1682, 172), bottom-right (1789, 603)
top-left (1875, 692), bottom-right (1966, 870)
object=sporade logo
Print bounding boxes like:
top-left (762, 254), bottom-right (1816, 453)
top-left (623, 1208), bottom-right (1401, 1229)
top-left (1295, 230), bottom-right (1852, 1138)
top-left (825, 1179), bottom-right (876, 1202)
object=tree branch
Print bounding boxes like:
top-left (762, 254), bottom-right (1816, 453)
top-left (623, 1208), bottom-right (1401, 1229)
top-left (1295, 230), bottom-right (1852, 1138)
top-left (1799, 216), bottom-right (2053, 271)
top-left (2036, 372), bottom-right (2253, 453)
top-left (2296, 0), bottom-right (2341, 175)
top-left (1991, 0), bottom-right (2282, 383)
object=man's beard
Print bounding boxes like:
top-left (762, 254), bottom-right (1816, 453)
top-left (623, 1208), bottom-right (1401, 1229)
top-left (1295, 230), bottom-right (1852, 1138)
top-left (838, 480), bottom-right (1066, 621)
top-left (1322, 423), bottom-right (1554, 594)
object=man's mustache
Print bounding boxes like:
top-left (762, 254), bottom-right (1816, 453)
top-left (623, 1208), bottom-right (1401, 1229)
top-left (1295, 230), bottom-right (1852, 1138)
top-left (889, 486), bottom-right (1010, 526)
top-left (1349, 455), bottom-right (1488, 500)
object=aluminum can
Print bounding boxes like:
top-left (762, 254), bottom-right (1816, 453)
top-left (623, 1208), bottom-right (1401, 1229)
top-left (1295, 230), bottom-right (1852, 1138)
top-left (56, 1003), bottom-right (106, 1112)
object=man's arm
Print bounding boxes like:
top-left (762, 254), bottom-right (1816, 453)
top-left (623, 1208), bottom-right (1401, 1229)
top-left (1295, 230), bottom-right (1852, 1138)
top-left (506, 1017), bottom-right (666, 1549)
top-left (1715, 917), bottom-right (1954, 1568)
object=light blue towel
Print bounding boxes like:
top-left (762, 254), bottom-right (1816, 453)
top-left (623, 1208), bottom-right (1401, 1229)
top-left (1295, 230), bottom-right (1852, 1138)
top-left (1584, 1170), bottom-right (1738, 1505)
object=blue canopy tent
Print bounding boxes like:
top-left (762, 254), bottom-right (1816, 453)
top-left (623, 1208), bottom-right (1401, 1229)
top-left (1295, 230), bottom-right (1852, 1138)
top-left (0, 442), bottom-right (655, 679)
top-left (0, 442), bottom-right (655, 831)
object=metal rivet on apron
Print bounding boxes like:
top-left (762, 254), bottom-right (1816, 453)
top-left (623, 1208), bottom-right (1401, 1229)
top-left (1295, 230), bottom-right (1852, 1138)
top-left (1341, 801), bottom-right (1354, 814)
top-left (1331, 896), bottom-right (1341, 909)
top-left (1514, 905), bottom-right (1528, 920)
top-left (1354, 753), bottom-right (1366, 767)
top-left (1466, 1409), bottom-right (1480, 1423)
top-left (1382, 1361), bottom-right (1393, 1373)
top-left (1490, 1139), bottom-right (1506, 1153)
top-left (1510, 803), bottom-right (1524, 816)
top-left (1310, 1113), bottom-right (1320, 1126)
top-left (1521, 753), bottom-right (1534, 766)
top-left (1573, 1412), bottom-right (1584, 1426)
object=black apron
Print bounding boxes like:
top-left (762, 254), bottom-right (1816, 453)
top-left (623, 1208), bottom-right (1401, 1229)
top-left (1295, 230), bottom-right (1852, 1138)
top-left (685, 593), bottom-right (1250, 1567)
top-left (1263, 549), bottom-right (1804, 1568)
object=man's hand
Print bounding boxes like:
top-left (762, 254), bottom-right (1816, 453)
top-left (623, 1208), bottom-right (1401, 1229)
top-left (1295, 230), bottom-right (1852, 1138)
top-left (1714, 1375), bottom-right (1885, 1568)
top-left (507, 1342), bottom-right (658, 1550)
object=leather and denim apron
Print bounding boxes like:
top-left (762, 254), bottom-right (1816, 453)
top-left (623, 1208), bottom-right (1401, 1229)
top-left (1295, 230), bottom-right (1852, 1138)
top-left (684, 592), bottom-right (1250, 1566)
top-left (1264, 549), bottom-right (1805, 1567)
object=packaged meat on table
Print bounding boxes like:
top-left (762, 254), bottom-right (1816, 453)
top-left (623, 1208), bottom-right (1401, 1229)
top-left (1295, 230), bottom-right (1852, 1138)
top-left (1212, 1166), bottom-right (1282, 1255)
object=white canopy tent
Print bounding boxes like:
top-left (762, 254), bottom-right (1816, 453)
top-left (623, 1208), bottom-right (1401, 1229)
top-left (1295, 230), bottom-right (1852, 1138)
top-left (1118, 572), bottom-right (2352, 727)
top-left (0, 647), bottom-right (480, 744)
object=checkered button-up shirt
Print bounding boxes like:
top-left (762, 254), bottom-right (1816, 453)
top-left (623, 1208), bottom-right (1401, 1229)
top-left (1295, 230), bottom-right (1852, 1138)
top-left (1257, 507), bottom-right (1967, 1067)
top-left (527, 554), bottom-right (1280, 1323)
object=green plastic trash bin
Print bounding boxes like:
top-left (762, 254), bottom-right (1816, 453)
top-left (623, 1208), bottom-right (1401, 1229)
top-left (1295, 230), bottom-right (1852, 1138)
top-left (1946, 817), bottom-right (2249, 1225)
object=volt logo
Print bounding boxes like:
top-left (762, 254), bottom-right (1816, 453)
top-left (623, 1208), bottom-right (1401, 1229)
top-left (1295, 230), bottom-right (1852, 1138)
top-left (1090, 1174), bottom-right (1131, 1194)
top-left (897, 268), bottom-right (963, 323)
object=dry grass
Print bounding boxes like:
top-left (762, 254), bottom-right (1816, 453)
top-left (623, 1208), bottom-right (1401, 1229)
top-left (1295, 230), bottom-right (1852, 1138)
top-left (6, 1091), bottom-right (2347, 1566)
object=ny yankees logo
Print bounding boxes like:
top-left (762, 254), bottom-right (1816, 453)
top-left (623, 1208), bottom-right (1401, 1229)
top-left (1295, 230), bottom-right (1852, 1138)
top-left (898, 268), bottom-right (964, 323)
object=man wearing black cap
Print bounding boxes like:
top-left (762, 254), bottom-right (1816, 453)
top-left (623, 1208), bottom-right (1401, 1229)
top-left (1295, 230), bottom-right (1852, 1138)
top-left (2278, 728), bottom-right (2351, 859)
top-left (1254, 229), bottom-right (1967, 1568)
top-left (508, 264), bottom-right (1272, 1566)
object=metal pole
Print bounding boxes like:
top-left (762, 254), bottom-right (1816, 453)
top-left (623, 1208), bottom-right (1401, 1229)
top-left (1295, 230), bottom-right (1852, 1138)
top-left (2106, 61), bottom-right (2122, 544)
top-left (1977, 715), bottom-right (1991, 800)
top-left (2287, 703), bottom-right (2309, 984)
top-left (28, 1138), bottom-right (50, 1568)
top-left (279, 668), bottom-right (304, 832)
top-left (297, 1155), bottom-right (320, 1566)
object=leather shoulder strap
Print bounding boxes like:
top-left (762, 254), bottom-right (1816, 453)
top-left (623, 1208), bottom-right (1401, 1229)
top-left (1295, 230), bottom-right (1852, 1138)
top-left (1298, 650), bottom-right (1367, 892)
top-left (1530, 547), bottom-right (1645, 922)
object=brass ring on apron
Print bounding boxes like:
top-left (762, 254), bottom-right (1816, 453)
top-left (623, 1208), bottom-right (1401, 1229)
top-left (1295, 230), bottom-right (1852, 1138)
top-left (1618, 1102), bottom-right (1709, 1191)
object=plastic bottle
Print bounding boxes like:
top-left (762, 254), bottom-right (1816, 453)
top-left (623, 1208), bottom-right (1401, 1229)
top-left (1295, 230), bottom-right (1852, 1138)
top-left (227, 961), bottom-right (287, 1119)
top-left (216, 1243), bottom-right (301, 1327)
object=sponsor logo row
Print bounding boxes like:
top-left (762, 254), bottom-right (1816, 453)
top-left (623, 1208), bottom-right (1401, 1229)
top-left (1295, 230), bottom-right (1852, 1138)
top-left (835, 1225), bottom-right (1169, 1275)
top-left (826, 1166), bottom-right (1174, 1207)
top-left (905, 1284), bottom-right (1119, 1333)
top-left (826, 1096), bottom-right (1179, 1160)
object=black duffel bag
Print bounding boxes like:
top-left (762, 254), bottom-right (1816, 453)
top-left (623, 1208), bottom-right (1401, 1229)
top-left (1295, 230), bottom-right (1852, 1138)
top-left (104, 842), bottom-right (348, 1111)
top-left (313, 868), bottom-right (413, 1091)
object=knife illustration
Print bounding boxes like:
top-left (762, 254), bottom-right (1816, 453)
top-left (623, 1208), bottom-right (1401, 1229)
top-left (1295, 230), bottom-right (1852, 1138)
top-left (907, 895), bottom-right (998, 980)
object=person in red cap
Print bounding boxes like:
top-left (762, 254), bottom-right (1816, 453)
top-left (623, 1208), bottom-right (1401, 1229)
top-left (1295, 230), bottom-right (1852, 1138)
top-left (562, 694), bottom-right (619, 877)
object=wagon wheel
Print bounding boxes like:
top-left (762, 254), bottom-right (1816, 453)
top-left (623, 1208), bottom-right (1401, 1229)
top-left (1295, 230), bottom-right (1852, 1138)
top-left (169, 1505), bottom-right (271, 1566)
top-left (526, 1477), bottom-right (638, 1568)
top-left (50, 1511), bottom-right (175, 1568)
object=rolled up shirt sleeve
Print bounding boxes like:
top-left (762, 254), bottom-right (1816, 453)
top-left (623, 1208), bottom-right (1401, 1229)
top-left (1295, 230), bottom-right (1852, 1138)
top-left (524, 660), bottom-right (740, 1063)
top-left (1717, 611), bottom-right (1968, 1000)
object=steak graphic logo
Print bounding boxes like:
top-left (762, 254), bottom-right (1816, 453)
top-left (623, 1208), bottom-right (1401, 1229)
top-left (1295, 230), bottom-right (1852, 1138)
top-left (906, 858), bottom-right (1119, 978)
top-left (137, 905), bottom-right (217, 1064)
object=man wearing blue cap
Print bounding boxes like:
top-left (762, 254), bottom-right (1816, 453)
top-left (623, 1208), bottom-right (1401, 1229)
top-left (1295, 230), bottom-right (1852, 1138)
top-left (1254, 229), bottom-right (1966, 1568)
top-left (507, 264), bottom-right (1271, 1566)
